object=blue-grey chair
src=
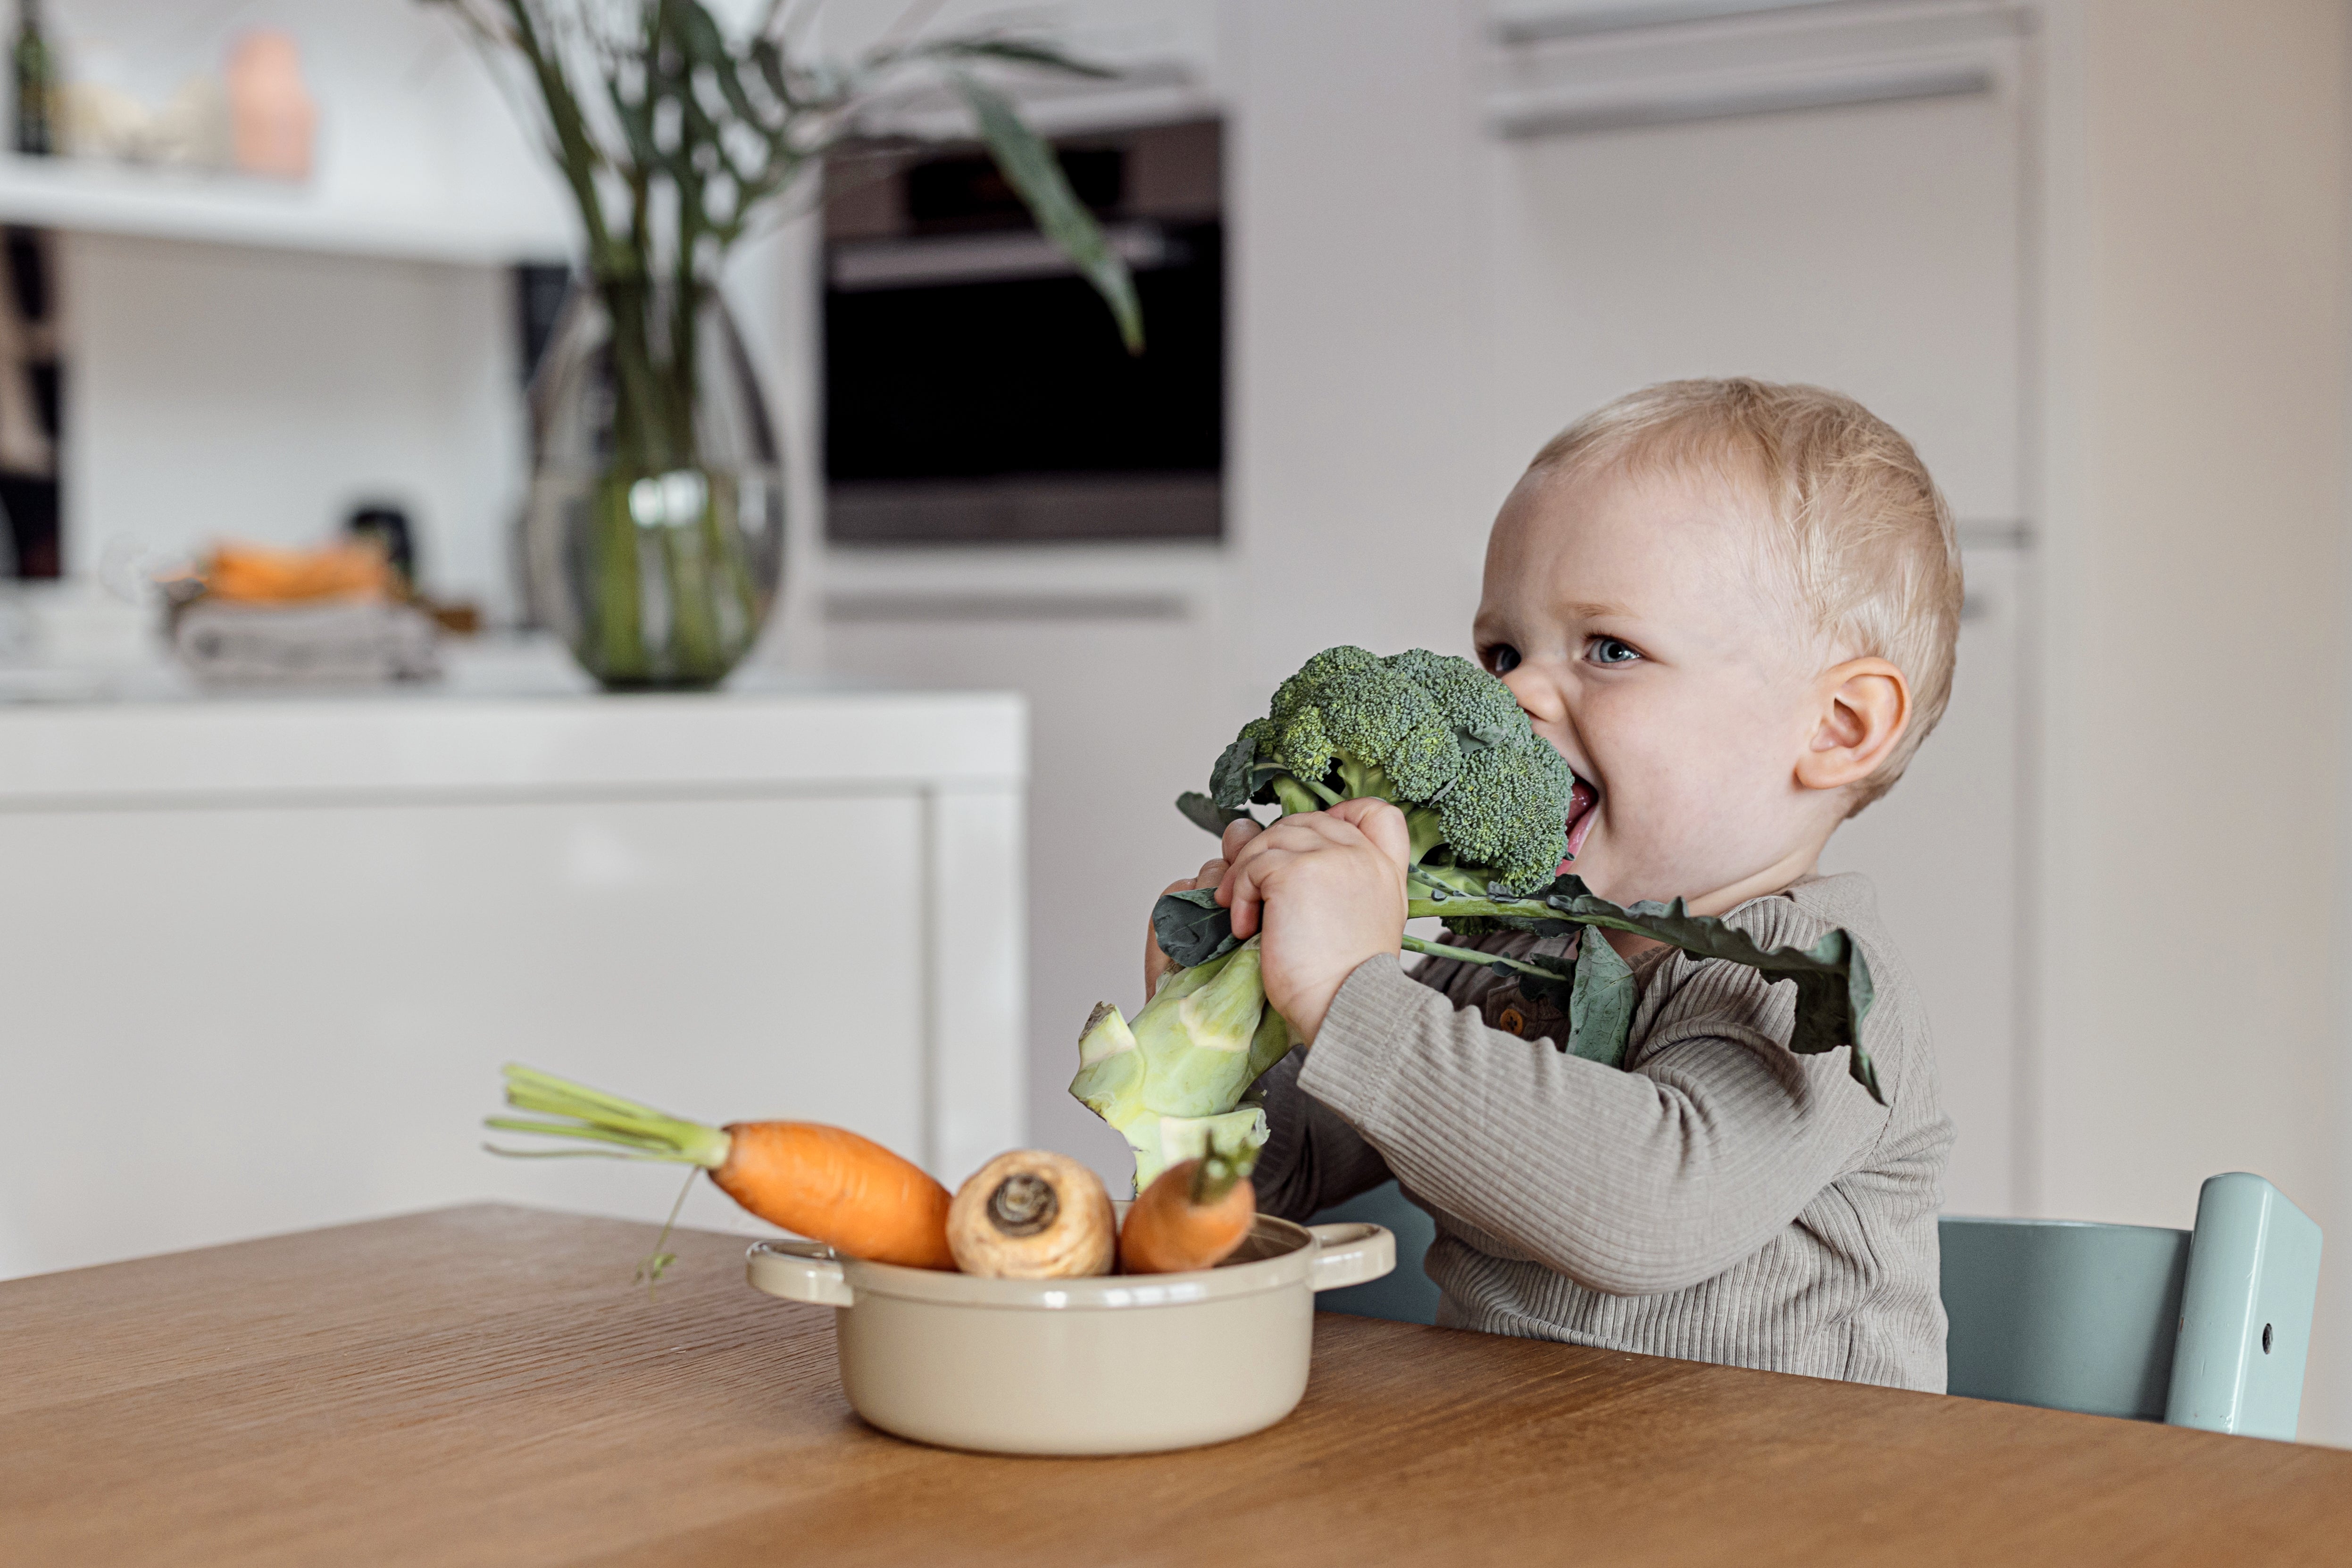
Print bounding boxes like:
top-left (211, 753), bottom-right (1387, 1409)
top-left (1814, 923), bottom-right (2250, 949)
top-left (1315, 1171), bottom-right (2322, 1442)
top-left (1312, 1181), bottom-right (1443, 1326)
top-left (1943, 1172), bottom-right (2322, 1441)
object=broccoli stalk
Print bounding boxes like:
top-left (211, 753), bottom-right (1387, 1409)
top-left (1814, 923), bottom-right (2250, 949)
top-left (1069, 939), bottom-right (1294, 1190)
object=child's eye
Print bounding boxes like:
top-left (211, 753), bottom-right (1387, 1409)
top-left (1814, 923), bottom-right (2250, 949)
top-left (1484, 644), bottom-right (1522, 674)
top-left (1586, 637), bottom-right (1642, 666)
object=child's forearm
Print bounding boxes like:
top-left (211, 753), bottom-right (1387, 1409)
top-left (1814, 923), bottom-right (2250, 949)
top-left (1299, 957), bottom-right (1885, 1296)
top-left (1248, 1051), bottom-right (1394, 1222)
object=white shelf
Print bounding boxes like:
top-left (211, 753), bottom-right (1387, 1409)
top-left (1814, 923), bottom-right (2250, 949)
top-left (0, 152), bottom-right (575, 266)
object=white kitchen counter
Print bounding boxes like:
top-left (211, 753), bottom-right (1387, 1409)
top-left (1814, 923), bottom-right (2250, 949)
top-left (0, 645), bottom-right (1027, 1277)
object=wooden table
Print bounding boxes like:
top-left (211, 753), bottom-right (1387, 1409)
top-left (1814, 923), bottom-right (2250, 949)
top-left (8, 1206), bottom-right (2349, 1566)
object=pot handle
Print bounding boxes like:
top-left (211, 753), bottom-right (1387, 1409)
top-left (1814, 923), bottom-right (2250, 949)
top-left (1307, 1222), bottom-right (1396, 1292)
top-left (746, 1239), bottom-right (855, 1307)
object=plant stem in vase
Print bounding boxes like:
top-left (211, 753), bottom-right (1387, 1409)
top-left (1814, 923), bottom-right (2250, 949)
top-left (432, 0), bottom-right (1145, 691)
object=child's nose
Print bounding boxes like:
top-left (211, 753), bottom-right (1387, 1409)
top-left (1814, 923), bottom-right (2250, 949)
top-left (1500, 665), bottom-right (1564, 726)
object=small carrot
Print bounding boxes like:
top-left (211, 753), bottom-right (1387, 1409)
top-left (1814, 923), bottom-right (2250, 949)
top-left (485, 1064), bottom-right (955, 1270)
top-left (1118, 1136), bottom-right (1260, 1275)
top-left (205, 539), bottom-right (397, 603)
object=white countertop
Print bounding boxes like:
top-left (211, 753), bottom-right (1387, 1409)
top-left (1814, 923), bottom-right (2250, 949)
top-left (0, 637), bottom-right (1026, 804)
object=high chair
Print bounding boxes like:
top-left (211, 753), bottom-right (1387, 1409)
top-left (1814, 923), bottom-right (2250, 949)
top-left (1318, 1171), bottom-right (2322, 1441)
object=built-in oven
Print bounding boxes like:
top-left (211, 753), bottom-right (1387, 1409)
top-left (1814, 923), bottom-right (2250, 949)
top-left (822, 118), bottom-right (1222, 545)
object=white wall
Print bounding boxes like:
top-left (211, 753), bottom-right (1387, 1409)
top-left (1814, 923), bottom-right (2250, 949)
top-left (2034, 0), bottom-right (2352, 1447)
top-left (66, 234), bottom-right (524, 608)
top-left (1222, 0), bottom-right (1488, 692)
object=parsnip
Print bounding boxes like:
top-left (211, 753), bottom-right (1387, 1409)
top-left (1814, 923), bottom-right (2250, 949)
top-left (947, 1150), bottom-right (1117, 1278)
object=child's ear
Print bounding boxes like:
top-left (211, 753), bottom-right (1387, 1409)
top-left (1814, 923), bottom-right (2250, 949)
top-left (1796, 657), bottom-right (1911, 793)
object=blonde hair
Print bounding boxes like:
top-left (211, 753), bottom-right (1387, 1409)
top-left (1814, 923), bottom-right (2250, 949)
top-left (1527, 378), bottom-right (1962, 815)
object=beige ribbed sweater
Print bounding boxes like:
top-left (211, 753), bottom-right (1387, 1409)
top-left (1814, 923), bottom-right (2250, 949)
top-left (1254, 872), bottom-right (1953, 1392)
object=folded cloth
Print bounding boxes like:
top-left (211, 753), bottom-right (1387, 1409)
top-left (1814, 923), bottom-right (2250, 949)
top-left (173, 599), bottom-right (440, 686)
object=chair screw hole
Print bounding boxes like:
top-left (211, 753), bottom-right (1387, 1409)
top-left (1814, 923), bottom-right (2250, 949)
top-left (2262, 1322), bottom-right (2274, 1354)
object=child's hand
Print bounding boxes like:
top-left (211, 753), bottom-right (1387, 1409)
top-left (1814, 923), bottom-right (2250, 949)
top-left (1218, 799), bottom-right (1410, 1043)
top-left (1144, 818), bottom-right (1263, 999)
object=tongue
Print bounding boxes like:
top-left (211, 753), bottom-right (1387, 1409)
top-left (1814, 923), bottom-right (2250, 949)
top-left (1559, 781), bottom-right (1598, 871)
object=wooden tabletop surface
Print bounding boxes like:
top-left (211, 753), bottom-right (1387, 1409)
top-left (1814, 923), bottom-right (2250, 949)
top-left (8, 1204), bottom-right (2350, 1567)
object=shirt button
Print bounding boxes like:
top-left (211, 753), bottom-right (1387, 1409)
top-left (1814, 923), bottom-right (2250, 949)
top-left (1497, 1005), bottom-right (1527, 1036)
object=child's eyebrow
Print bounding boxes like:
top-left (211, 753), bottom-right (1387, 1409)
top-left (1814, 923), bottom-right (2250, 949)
top-left (1560, 600), bottom-right (1633, 619)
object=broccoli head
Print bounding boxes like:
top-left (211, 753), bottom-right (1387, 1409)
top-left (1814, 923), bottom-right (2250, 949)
top-left (1192, 645), bottom-right (1577, 895)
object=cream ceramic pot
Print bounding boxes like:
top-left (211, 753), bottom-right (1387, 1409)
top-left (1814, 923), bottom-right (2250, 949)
top-left (747, 1213), bottom-right (1394, 1455)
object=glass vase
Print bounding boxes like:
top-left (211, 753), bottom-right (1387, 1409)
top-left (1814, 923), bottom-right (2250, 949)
top-left (522, 278), bottom-right (784, 689)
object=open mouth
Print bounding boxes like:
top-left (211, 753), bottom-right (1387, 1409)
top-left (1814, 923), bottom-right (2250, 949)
top-left (1560, 780), bottom-right (1599, 868)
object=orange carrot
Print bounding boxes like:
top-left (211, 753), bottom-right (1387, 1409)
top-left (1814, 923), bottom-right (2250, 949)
top-left (485, 1064), bottom-right (954, 1270)
top-left (714, 1121), bottom-right (954, 1269)
top-left (1118, 1138), bottom-right (1259, 1275)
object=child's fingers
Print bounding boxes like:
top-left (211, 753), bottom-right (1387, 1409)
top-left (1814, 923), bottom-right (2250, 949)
top-left (1325, 796), bottom-right (1413, 869)
top-left (1146, 822), bottom-right (1267, 983)
top-left (1221, 844), bottom-right (1291, 939)
top-left (1218, 813), bottom-right (1362, 936)
top-left (1218, 811), bottom-right (1359, 901)
top-left (1218, 844), bottom-right (1262, 933)
top-left (1217, 820), bottom-right (1296, 935)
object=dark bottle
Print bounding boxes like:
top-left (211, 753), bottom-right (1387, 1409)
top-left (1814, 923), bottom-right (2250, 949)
top-left (347, 503), bottom-right (417, 590)
top-left (13, 0), bottom-right (50, 157)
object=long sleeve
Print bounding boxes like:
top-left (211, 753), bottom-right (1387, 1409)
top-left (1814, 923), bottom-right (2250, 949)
top-left (1296, 927), bottom-right (1893, 1297)
top-left (1276, 874), bottom-right (1951, 1392)
top-left (1248, 1047), bottom-right (1393, 1222)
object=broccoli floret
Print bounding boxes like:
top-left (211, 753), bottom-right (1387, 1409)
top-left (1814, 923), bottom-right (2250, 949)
top-left (1205, 645), bottom-right (1576, 894)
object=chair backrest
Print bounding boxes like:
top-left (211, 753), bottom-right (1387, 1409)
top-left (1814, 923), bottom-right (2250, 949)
top-left (1326, 1172), bottom-right (2320, 1441)
top-left (1939, 1215), bottom-right (2189, 1420)
top-left (1943, 1172), bottom-right (2321, 1442)
top-left (2164, 1172), bottom-right (2323, 1439)
top-left (1311, 1181), bottom-right (1440, 1326)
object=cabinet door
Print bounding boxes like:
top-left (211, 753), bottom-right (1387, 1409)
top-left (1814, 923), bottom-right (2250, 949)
top-left (1479, 72), bottom-right (2025, 521)
top-left (1483, 79), bottom-right (2028, 1210)
top-left (0, 792), bottom-right (925, 1276)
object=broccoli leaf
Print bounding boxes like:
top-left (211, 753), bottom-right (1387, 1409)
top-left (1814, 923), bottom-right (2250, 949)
top-left (1165, 873), bottom-right (1877, 1098)
top-left (1395, 931), bottom-right (1626, 1065)
top-left (1153, 886), bottom-right (1239, 968)
top-left (1176, 790), bottom-right (1247, 836)
top-left (1408, 873), bottom-right (1881, 1101)
top-left (1566, 930), bottom-right (1636, 1068)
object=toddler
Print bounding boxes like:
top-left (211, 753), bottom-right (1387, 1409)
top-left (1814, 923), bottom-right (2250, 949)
top-left (1156, 379), bottom-right (1960, 1390)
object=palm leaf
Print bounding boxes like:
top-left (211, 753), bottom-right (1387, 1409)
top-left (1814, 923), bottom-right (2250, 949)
top-left (950, 71), bottom-right (1144, 354)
